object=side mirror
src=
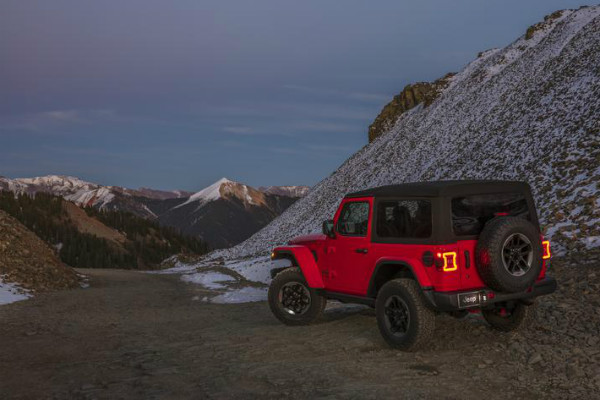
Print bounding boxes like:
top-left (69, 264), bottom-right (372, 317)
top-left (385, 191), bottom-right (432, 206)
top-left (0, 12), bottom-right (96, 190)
top-left (322, 220), bottom-right (336, 239)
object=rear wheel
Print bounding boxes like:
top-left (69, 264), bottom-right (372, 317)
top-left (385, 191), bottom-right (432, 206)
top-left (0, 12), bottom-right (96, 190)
top-left (476, 217), bottom-right (543, 293)
top-left (268, 268), bottom-right (326, 326)
top-left (482, 301), bottom-right (536, 332)
top-left (375, 278), bottom-right (435, 351)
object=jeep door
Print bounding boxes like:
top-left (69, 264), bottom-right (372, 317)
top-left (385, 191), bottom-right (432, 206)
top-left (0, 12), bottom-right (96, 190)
top-left (324, 197), bottom-right (374, 294)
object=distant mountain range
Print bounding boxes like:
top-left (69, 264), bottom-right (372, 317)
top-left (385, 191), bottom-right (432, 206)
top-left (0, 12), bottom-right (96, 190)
top-left (0, 175), bottom-right (309, 248)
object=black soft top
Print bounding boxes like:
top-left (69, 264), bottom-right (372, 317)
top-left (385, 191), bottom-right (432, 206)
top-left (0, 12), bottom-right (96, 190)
top-left (345, 180), bottom-right (531, 199)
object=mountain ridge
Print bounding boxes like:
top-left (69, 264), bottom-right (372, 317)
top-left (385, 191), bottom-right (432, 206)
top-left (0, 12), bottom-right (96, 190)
top-left (0, 176), bottom-right (309, 247)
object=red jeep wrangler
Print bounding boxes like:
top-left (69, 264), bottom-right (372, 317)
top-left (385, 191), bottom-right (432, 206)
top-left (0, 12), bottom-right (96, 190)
top-left (268, 181), bottom-right (556, 350)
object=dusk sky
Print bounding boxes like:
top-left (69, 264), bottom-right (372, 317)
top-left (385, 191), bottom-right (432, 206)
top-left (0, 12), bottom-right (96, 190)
top-left (1, 0), bottom-right (588, 191)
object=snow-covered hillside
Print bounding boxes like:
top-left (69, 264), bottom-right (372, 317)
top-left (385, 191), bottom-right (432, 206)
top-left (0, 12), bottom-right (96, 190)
top-left (259, 186), bottom-right (310, 198)
top-left (216, 6), bottom-right (600, 262)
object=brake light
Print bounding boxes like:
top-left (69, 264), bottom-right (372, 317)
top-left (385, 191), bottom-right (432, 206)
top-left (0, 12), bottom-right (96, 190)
top-left (542, 240), bottom-right (551, 259)
top-left (436, 252), bottom-right (458, 271)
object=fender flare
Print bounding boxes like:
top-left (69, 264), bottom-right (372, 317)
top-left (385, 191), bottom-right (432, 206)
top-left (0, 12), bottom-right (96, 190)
top-left (367, 259), bottom-right (433, 297)
top-left (272, 246), bottom-right (325, 288)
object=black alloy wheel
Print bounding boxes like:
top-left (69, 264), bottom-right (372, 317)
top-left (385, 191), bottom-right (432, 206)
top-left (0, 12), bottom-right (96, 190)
top-left (501, 233), bottom-right (533, 277)
top-left (383, 295), bottom-right (411, 336)
top-left (278, 281), bottom-right (311, 315)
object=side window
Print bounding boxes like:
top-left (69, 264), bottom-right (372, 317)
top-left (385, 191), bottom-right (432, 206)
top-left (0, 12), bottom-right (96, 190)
top-left (452, 192), bottom-right (530, 236)
top-left (336, 201), bottom-right (370, 236)
top-left (376, 200), bottom-right (432, 238)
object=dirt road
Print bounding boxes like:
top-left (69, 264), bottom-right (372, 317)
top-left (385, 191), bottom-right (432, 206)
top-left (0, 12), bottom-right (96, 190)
top-left (1, 261), bottom-right (599, 399)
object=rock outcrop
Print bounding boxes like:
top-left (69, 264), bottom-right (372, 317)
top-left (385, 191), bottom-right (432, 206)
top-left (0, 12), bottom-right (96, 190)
top-left (368, 73), bottom-right (455, 142)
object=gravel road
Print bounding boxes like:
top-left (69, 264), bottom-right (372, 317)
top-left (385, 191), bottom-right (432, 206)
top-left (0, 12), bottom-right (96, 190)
top-left (0, 257), bottom-right (599, 399)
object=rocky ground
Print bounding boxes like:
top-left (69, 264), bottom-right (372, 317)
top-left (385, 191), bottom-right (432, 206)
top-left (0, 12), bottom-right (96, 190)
top-left (0, 210), bottom-right (79, 292)
top-left (0, 256), bottom-right (598, 399)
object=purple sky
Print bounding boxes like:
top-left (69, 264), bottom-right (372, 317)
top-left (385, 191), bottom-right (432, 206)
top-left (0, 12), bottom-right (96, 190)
top-left (0, 0), bottom-right (588, 191)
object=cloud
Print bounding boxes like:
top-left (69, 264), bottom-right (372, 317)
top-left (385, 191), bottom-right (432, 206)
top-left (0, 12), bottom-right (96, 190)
top-left (269, 147), bottom-right (305, 156)
top-left (41, 110), bottom-right (83, 123)
top-left (0, 108), bottom-right (119, 133)
top-left (291, 121), bottom-right (359, 133)
top-left (306, 144), bottom-right (354, 152)
top-left (269, 143), bottom-right (355, 157)
top-left (219, 140), bottom-right (245, 147)
top-left (277, 102), bottom-right (375, 121)
top-left (190, 104), bottom-right (272, 118)
top-left (283, 84), bottom-right (389, 103)
top-left (347, 92), bottom-right (390, 102)
top-left (222, 126), bottom-right (255, 134)
top-left (282, 84), bottom-right (338, 97)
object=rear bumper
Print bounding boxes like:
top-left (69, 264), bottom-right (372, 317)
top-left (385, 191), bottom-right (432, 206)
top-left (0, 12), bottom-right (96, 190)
top-left (424, 277), bottom-right (557, 312)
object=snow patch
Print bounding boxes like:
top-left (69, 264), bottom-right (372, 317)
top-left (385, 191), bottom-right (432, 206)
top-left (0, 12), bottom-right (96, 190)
top-left (181, 271), bottom-right (235, 289)
top-left (0, 278), bottom-right (31, 305)
top-left (209, 287), bottom-right (267, 304)
top-left (224, 257), bottom-right (289, 284)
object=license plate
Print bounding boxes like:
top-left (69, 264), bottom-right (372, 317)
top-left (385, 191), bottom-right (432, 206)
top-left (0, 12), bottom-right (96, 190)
top-left (458, 292), bottom-right (481, 308)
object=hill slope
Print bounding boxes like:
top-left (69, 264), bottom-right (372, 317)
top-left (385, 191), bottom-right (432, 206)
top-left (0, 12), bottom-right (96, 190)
top-left (0, 191), bottom-right (208, 269)
top-left (0, 210), bottom-right (79, 294)
top-left (217, 6), bottom-right (600, 261)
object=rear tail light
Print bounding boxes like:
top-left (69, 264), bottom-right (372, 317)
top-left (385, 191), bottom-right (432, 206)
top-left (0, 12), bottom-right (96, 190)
top-left (436, 251), bottom-right (458, 271)
top-left (542, 240), bottom-right (551, 259)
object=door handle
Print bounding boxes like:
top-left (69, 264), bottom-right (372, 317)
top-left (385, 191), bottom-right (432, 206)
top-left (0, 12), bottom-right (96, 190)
top-left (355, 248), bottom-right (368, 254)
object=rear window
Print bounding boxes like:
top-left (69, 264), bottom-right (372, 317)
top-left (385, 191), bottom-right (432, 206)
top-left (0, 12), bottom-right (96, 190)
top-left (452, 192), bottom-right (530, 236)
top-left (376, 200), bottom-right (432, 238)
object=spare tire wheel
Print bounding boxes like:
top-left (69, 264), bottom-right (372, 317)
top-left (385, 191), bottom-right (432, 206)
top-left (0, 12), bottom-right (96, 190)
top-left (475, 217), bottom-right (542, 293)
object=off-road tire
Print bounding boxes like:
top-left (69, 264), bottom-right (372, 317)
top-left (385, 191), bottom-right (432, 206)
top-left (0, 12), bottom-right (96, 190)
top-left (268, 267), bottom-right (326, 326)
top-left (375, 278), bottom-right (435, 351)
top-left (476, 217), bottom-right (543, 293)
top-left (482, 301), bottom-right (536, 332)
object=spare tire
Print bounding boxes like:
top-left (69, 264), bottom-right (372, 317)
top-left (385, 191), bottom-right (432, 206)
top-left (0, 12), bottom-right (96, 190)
top-left (475, 217), bottom-right (542, 293)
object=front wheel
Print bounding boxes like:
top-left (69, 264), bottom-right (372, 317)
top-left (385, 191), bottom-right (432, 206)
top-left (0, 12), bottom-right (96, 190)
top-left (376, 278), bottom-right (435, 351)
top-left (268, 268), bottom-right (326, 326)
top-left (482, 301), bottom-right (536, 332)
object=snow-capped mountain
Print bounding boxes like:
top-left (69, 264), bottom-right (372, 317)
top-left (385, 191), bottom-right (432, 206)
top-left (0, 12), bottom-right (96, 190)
top-left (156, 178), bottom-right (299, 248)
top-left (0, 175), bottom-right (192, 218)
top-left (0, 175), bottom-right (304, 248)
top-left (176, 178), bottom-right (268, 209)
top-left (0, 175), bottom-right (115, 207)
top-left (259, 185), bottom-right (310, 198)
top-left (213, 6), bottom-right (600, 261)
